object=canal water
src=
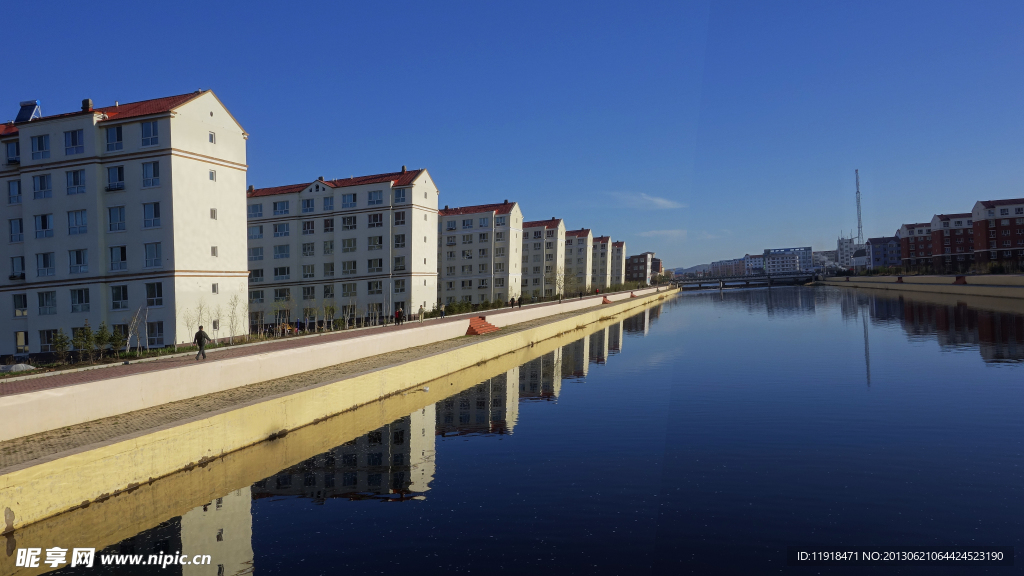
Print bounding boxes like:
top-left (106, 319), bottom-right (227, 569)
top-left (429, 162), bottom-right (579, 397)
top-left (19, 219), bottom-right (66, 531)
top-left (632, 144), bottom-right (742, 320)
top-left (44, 286), bottom-right (1023, 575)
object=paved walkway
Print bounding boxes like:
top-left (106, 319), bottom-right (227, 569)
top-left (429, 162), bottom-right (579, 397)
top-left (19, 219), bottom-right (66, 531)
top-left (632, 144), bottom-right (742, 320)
top-left (0, 294), bottom-right (614, 399)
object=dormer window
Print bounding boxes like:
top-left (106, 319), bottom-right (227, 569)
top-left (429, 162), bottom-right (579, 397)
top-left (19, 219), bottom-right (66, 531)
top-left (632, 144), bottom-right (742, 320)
top-left (106, 127), bottom-right (123, 151)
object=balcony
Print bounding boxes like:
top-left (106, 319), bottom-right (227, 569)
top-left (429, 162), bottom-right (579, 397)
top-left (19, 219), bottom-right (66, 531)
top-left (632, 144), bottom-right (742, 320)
top-left (8, 273), bottom-right (25, 281)
top-left (106, 182), bottom-right (125, 192)
top-left (5, 157), bottom-right (19, 165)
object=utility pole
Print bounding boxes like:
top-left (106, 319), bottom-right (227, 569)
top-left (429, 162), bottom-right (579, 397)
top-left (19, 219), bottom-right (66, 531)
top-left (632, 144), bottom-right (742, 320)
top-left (855, 169), bottom-right (863, 244)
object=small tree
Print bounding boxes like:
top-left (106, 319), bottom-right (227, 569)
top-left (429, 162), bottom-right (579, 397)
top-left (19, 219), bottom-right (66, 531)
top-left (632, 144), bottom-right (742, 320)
top-left (110, 323), bottom-right (128, 359)
top-left (72, 321), bottom-right (95, 363)
top-left (195, 298), bottom-right (209, 333)
top-left (94, 322), bottom-right (112, 361)
top-left (227, 293), bottom-right (241, 344)
top-left (52, 329), bottom-right (72, 365)
top-left (182, 308), bottom-right (197, 347)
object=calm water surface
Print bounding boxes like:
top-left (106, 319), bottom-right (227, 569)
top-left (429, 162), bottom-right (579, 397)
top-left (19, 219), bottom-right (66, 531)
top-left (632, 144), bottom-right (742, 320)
top-left (49, 287), bottom-right (1024, 575)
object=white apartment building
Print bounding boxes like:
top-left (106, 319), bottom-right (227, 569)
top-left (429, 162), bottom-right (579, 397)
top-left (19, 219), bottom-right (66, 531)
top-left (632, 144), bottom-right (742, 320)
top-left (591, 235), bottom-right (612, 289)
top-left (611, 240), bottom-right (626, 285)
top-left (1, 91), bottom-right (248, 356)
top-left (438, 201), bottom-right (523, 305)
top-left (564, 228), bottom-right (593, 293)
top-left (246, 168), bottom-right (438, 326)
top-left (744, 253), bottom-right (764, 274)
top-left (836, 237), bottom-right (866, 268)
top-left (522, 217), bottom-right (565, 298)
top-left (763, 246), bottom-right (813, 272)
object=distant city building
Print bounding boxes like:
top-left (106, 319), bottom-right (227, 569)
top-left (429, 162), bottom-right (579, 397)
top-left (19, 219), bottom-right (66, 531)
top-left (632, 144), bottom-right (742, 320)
top-left (651, 257), bottom-right (664, 276)
top-left (971, 199), bottom-right (1024, 267)
top-left (626, 252), bottom-right (655, 284)
top-left (865, 236), bottom-right (901, 269)
top-left (930, 213), bottom-right (974, 272)
top-left (762, 247), bottom-right (813, 273)
top-left (710, 258), bottom-right (744, 276)
top-left (813, 250), bottom-right (837, 267)
top-left (438, 201), bottom-right (523, 305)
top-left (565, 229), bottom-right (593, 292)
top-left (898, 222), bottom-right (933, 270)
top-left (591, 235), bottom-right (612, 289)
top-left (743, 254), bottom-right (764, 275)
top-left (522, 217), bottom-right (565, 298)
top-left (837, 237), bottom-right (866, 268)
top-left (852, 248), bottom-right (869, 269)
top-left (611, 241), bottom-right (627, 285)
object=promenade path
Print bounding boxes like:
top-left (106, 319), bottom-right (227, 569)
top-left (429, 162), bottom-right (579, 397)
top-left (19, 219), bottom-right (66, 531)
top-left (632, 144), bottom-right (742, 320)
top-left (0, 294), bottom-right (615, 400)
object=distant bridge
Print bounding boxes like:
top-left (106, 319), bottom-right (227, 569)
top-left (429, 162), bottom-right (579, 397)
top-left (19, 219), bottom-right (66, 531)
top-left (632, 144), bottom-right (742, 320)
top-left (674, 271), bottom-right (817, 290)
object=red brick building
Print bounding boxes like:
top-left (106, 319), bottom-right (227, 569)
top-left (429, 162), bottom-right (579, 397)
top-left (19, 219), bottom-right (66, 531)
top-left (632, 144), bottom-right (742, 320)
top-left (972, 198), bottom-right (1024, 267)
top-left (930, 213), bottom-right (974, 273)
top-left (898, 222), bottom-right (933, 271)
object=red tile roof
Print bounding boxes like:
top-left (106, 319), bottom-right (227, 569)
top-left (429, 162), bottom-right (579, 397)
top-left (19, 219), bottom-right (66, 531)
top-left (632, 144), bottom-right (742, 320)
top-left (16, 92), bottom-right (207, 125)
top-left (439, 201), bottom-right (516, 216)
top-left (523, 218), bottom-right (563, 229)
top-left (248, 170), bottom-right (425, 198)
top-left (593, 235), bottom-right (611, 243)
top-left (934, 213), bottom-right (972, 221)
top-left (612, 241), bottom-right (624, 247)
top-left (901, 222), bottom-right (931, 229)
top-left (978, 198), bottom-right (1024, 208)
top-left (0, 123), bottom-right (17, 137)
top-left (565, 228), bottom-right (592, 237)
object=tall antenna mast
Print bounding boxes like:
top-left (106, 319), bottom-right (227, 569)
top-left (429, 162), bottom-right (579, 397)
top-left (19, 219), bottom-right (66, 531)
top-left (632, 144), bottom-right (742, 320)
top-left (855, 169), bottom-right (863, 244)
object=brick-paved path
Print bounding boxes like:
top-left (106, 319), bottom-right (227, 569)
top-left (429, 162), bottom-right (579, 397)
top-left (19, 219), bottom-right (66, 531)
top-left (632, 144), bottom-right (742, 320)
top-left (0, 293), bottom-right (616, 399)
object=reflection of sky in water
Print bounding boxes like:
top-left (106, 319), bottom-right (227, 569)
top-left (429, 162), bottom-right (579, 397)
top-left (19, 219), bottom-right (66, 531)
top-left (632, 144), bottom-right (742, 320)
top-left (44, 288), bottom-right (1024, 575)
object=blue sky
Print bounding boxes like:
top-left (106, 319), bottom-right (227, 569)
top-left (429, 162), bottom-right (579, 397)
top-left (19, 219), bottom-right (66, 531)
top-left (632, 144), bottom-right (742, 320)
top-left (5, 1), bottom-right (1024, 268)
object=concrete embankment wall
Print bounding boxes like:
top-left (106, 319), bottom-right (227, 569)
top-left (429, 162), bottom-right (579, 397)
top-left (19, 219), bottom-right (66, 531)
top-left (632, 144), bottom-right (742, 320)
top-left (0, 289), bottom-right (675, 536)
top-left (824, 275), bottom-right (1024, 299)
top-left (0, 288), bottom-right (663, 443)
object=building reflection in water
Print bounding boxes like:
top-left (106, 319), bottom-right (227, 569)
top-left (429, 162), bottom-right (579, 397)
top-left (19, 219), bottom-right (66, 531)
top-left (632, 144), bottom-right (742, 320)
top-left (437, 369), bottom-right (519, 436)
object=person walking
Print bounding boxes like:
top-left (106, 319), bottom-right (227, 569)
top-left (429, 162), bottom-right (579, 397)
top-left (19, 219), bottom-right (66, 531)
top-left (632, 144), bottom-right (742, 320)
top-left (440, 303), bottom-right (446, 319)
top-left (194, 326), bottom-right (211, 361)
top-left (418, 304), bottom-right (425, 322)
top-left (517, 297), bottom-right (522, 308)
top-left (395, 307), bottom-right (402, 326)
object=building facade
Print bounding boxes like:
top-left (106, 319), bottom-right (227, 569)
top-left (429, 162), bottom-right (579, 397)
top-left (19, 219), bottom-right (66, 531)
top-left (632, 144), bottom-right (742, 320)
top-left (651, 257), bottom-right (664, 276)
top-left (591, 235), bottom-right (612, 289)
top-left (247, 169), bottom-right (438, 328)
top-left (564, 228), bottom-right (593, 293)
top-left (711, 258), bottom-right (744, 276)
top-left (626, 252), bottom-right (654, 284)
top-left (762, 247), bottom-right (813, 273)
top-left (865, 236), bottom-right (901, 270)
top-left (898, 222), bottom-right (933, 270)
top-left (837, 237), bottom-right (867, 268)
top-left (971, 199), bottom-right (1024, 267)
top-left (1, 91), bottom-right (249, 356)
top-left (744, 253), bottom-right (764, 275)
top-left (522, 217), bottom-right (565, 298)
top-left (611, 241), bottom-right (626, 285)
top-left (438, 201), bottom-right (523, 305)
top-left (930, 213), bottom-right (974, 272)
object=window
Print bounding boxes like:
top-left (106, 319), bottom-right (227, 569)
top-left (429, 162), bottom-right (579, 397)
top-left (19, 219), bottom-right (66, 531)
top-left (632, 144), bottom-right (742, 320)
top-left (368, 190), bottom-right (383, 205)
top-left (462, 234), bottom-right (472, 244)
top-left (37, 329), bottom-right (56, 352)
top-left (110, 246), bottom-right (127, 270)
top-left (35, 214), bottom-right (53, 238)
top-left (8, 181), bottom-right (21, 204)
top-left (342, 238), bottom-right (356, 253)
top-left (147, 321), bottom-right (164, 346)
top-left (368, 213), bottom-right (383, 228)
top-left (69, 249), bottom-right (88, 273)
top-left (478, 279), bottom-right (489, 288)
top-left (144, 242), bottom-right (162, 267)
top-left (144, 282), bottom-right (163, 306)
top-left (367, 281), bottom-right (382, 294)
top-left (302, 198), bottom-right (315, 213)
top-left (274, 244), bottom-right (290, 259)
top-left (496, 232), bottom-right (505, 241)
top-left (66, 170), bottom-right (86, 195)
top-left (367, 258), bottom-right (383, 273)
top-left (9, 219), bottom-right (23, 242)
top-left (446, 251), bottom-right (456, 260)
top-left (38, 291), bottom-right (56, 315)
top-left (479, 248), bottom-right (488, 257)
top-left (31, 135), bottom-right (50, 159)
top-left (446, 221), bottom-right (457, 231)
top-left (5, 141), bottom-right (19, 163)
top-left (302, 220), bottom-right (314, 235)
top-left (395, 279), bottom-right (406, 293)
top-left (106, 126), bottom-right (123, 151)
top-left (323, 196), bottom-right (334, 211)
top-left (462, 250), bottom-right (472, 260)
top-left (496, 247), bottom-right (505, 257)
top-left (368, 236), bottom-right (383, 251)
top-left (496, 278), bottom-right (505, 287)
top-left (34, 252), bottom-right (54, 277)
top-left (324, 262), bottom-right (335, 277)
top-left (141, 121), bottom-right (159, 146)
top-left (249, 268), bottom-right (264, 282)
top-left (395, 234), bottom-right (406, 248)
top-left (302, 286), bottom-right (315, 300)
top-left (106, 166), bottom-right (125, 191)
top-left (395, 211), bottom-right (406, 226)
top-left (394, 188), bottom-right (407, 203)
top-left (342, 216), bottom-right (356, 230)
top-left (496, 262), bottom-right (505, 272)
top-left (1000, 208), bottom-right (1009, 216)
top-left (274, 266), bottom-right (290, 280)
top-left (342, 193), bottom-right (356, 208)
top-left (323, 218), bottom-right (334, 233)
top-left (479, 217), bottom-right (490, 228)
top-left (320, 284), bottom-right (334, 300)
top-left (273, 201), bottom-right (290, 215)
top-left (209, 208), bottom-right (218, 220)
top-left (64, 129), bottom-right (84, 155)
top-left (142, 161), bottom-right (160, 187)
top-left (248, 204), bottom-right (263, 218)
top-left (342, 261), bottom-right (356, 275)
top-left (324, 240), bottom-right (335, 255)
top-left (33, 174), bottom-right (52, 199)
top-left (103, 207), bottom-right (125, 233)
top-left (208, 131), bottom-right (216, 144)
top-left (144, 202), bottom-right (161, 227)
top-left (249, 290), bottom-right (264, 304)
top-left (394, 256), bottom-right (406, 271)
top-left (302, 242), bottom-right (315, 257)
top-left (70, 288), bottom-right (90, 312)
top-left (302, 264), bottom-right (315, 279)
top-left (68, 210), bottom-right (87, 234)
top-left (478, 263), bottom-right (489, 273)
top-left (462, 219), bottom-right (473, 229)
top-left (248, 247), bottom-right (263, 261)
top-left (209, 170), bottom-right (217, 181)
top-left (248, 225), bottom-right (263, 239)
top-left (274, 288), bottom-right (290, 302)
top-left (341, 282), bottom-right (357, 297)
top-left (14, 294), bottom-right (28, 317)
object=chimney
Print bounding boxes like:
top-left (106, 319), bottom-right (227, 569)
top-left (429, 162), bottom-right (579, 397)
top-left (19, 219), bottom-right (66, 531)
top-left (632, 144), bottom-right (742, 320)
top-left (115, 101), bottom-right (119, 107)
top-left (317, 176), bottom-right (323, 181)
top-left (504, 199), bottom-right (508, 204)
top-left (82, 99), bottom-right (93, 112)
top-left (401, 165), bottom-right (407, 173)
top-left (444, 205), bottom-right (449, 210)
top-left (247, 185), bottom-right (254, 192)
